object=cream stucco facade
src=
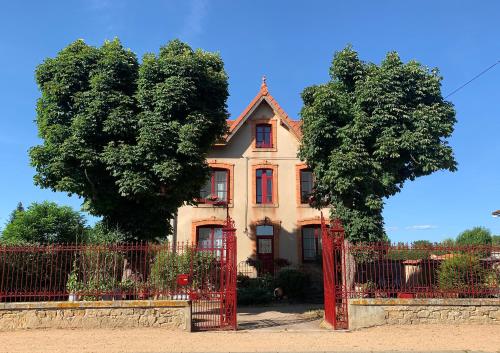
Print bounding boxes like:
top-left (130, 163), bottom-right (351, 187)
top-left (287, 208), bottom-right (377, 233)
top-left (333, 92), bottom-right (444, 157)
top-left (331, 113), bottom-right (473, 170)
top-left (176, 80), bottom-right (327, 269)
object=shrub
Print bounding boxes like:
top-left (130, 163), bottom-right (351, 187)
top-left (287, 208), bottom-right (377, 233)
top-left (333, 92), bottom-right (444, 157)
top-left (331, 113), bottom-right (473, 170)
top-left (237, 287), bottom-right (273, 305)
top-left (438, 254), bottom-right (486, 295)
top-left (149, 247), bottom-right (216, 293)
top-left (456, 227), bottom-right (492, 246)
top-left (275, 269), bottom-right (310, 300)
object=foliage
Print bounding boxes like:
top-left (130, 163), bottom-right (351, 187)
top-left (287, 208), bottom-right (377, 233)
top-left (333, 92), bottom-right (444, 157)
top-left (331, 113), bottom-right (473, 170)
top-left (437, 254), bottom-right (487, 295)
top-left (7, 202), bottom-right (24, 224)
top-left (30, 38), bottom-right (229, 241)
top-left (456, 227), bottom-right (492, 246)
top-left (1, 201), bottom-right (88, 244)
top-left (236, 274), bottom-right (274, 305)
top-left (149, 247), bottom-right (216, 292)
top-left (299, 46), bottom-right (456, 242)
top-left (237, 287), bottom-right (273, 305)
top-left (86, 221), bottom-right (127, 244)
top-left (493, 235), bottom-right (500, 246)
top-left (275, 269), bottom-right (310, 300)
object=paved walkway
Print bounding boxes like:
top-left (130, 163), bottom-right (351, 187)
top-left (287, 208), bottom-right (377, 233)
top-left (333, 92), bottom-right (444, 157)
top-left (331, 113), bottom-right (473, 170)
top-left (237, 304), bottom-right (324, 331)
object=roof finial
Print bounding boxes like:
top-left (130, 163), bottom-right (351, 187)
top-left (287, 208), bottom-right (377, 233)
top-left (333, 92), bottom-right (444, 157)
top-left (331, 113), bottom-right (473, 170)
top-left (260, 75), bottom-right (268, 95)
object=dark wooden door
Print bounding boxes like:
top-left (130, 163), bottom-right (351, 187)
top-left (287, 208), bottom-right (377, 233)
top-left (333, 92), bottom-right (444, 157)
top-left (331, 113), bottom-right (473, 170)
top-left (257, 236), bottom-right (274, 274)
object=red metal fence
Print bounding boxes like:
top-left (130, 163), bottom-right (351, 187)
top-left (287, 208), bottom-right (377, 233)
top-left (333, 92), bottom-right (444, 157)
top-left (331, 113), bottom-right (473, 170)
top-left (348, 242), bottom-right (500, 299)
top-left (321, 215), bottom-right (500, 330)
top-left (0, 220), bottom-right (237, 331)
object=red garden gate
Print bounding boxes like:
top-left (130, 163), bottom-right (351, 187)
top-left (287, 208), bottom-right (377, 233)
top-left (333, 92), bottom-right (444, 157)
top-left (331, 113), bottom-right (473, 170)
top-left (191, 217), bottom-right (237, 331)
top-left (321, 214), bottom-right (349, 330)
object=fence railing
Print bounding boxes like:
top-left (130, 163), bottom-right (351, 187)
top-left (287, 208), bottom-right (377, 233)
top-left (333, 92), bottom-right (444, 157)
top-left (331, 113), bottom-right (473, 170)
top-left (346, 243), bottom-right (500, 299)
top-left (0, 242), bottom-right (224, 302)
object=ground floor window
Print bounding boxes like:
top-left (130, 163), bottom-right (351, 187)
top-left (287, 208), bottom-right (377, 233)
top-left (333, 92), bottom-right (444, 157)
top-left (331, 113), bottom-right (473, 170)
top-left (302, 225), bottom-right (321, 262)
top-left (197, 226), bottom-right (223, 252)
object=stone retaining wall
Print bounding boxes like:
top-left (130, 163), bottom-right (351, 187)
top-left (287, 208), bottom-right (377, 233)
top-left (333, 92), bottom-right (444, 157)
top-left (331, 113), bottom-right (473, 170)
top-left (0, 300), bottom-right (191, 331)
top-left (349, 298), bottom-right (500, 330)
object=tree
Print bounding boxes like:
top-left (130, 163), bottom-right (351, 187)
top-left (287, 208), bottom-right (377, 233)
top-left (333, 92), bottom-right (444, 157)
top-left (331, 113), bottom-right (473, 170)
top-left (455, 227), bottom-right (492, 246)
top-left (7, 202), bottom-right (24, 223)
top-left (299, 46), bottom-right (457, 242)
top-left (1, 201), bottom-right (88, 244)
top-left (30, 39), bottom-right (228, 241)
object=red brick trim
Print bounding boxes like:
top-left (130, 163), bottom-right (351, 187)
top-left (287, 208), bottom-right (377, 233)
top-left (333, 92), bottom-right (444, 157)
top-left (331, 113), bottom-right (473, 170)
top-left (250, 118), bottom-right (278, 152)
top-left (251, 162), bottom-right (279, 207)
top-left (248, 218), bottom-right (281, 260)
top-left (295, 164), bottom-right (312, 207)
top-left (191, 218), bottom-right (226, 244)
top-left (296, 217), bottom-right (323, 264)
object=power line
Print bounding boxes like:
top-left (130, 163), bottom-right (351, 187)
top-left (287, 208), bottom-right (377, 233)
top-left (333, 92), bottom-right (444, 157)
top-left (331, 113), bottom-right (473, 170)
top-left (445, 60), bottom-right (500, 99)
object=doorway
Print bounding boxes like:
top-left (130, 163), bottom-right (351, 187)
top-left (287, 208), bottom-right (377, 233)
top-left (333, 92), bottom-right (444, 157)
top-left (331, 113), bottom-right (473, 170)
top-left (256, 225), bottom-right (274, 274)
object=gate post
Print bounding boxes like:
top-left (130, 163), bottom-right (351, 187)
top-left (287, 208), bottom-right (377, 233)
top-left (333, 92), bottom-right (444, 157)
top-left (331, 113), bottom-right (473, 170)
top-left (321, 214), bottom-right (349, 330)
top-left (222, 217), bottom-right (237, 330)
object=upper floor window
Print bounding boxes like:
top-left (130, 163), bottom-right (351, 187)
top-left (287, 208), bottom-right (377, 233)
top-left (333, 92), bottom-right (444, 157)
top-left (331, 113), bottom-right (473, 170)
top-left (256, 169), bottom-right (273, 204)
top-left (256, 124), bottom-right (273, 148)
top-left (200, 169), bottom-right (228, 202)
top-left (300, 170), bottom-right (314, 204)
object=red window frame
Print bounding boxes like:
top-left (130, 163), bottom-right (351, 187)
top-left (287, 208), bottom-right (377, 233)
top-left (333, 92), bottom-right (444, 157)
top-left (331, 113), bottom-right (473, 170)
top-left (302, 225), bottom-right (321, 262)
top-left (255, 124), bottom-right (273, 148)
top-left (256, 168), bottom-right (273, 204)
top-left (196, 226), bottom-right (223, 250)
top-left (200, 169), bottom-right (229, 203)
top-left (300, 169), bottom-right (314, 204)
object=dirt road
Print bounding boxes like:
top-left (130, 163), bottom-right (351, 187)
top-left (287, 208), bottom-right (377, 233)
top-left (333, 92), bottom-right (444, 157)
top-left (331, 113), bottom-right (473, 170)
top-left (1, 324), bottom-right (499, 353)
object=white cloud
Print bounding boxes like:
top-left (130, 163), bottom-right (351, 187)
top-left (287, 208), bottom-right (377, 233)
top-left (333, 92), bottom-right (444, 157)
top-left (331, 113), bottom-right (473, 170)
top-left (386, 226), bottom-right (399, 232)
top-left (405, 225), bottom-right (438, 231)
top-left (179, 0), bottom-right (208, 41)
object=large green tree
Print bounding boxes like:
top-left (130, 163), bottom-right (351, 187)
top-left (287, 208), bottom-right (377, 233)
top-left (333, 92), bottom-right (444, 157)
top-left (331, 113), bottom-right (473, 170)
top-left (30, 39), bottom-right (228, 241)
top-left (299, 46), bottom-right (457, 242)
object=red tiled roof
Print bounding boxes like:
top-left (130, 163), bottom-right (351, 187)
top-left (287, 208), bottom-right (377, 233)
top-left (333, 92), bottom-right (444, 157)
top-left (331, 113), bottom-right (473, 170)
top-left (225, 78), bottom-right (302, 142)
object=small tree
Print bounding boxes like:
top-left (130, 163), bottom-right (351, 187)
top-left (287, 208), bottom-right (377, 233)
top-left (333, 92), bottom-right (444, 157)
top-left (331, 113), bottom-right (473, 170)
top-left (1, 201), bottom-right (88, 244)
top-left (299, 46), bottom-right (457, 242)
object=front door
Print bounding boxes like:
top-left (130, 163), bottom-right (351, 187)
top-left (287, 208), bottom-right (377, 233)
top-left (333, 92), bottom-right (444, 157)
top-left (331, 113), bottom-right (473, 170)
top-left (256, 225), bottom-right (274, 274)
top-left (257, 237), bottom-right (274, 274)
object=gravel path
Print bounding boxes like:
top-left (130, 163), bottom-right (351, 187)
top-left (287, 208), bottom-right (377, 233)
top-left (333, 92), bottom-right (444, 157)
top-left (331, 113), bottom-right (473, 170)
top-left (1, 324), bottom-right (499, 353)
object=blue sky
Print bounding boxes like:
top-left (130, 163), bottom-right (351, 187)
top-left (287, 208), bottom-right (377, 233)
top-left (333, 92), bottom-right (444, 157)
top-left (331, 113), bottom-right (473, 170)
top-left (0, 0), bottom-right (499, 242)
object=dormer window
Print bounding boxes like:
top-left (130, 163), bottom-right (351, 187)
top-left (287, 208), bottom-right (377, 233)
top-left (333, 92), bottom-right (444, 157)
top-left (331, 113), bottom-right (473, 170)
top-left (256, 124), bottom-right (272, 148)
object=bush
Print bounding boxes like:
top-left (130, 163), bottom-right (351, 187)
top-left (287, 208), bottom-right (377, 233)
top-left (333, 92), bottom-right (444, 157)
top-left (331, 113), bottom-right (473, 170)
top-left (237, 287), bottom-right (273, 305)
top-left (149, 247), bottom-right (216, 293)
top-left (456, 227), bottom-right (492, 246)
top-left (438, 254), bottom-right (486, 295)
top-left (1, 201), bottom-right (88, 244)
top-left (275, 269), bottom-right (310, 300)
top-left (86, 222), bottom-right (127, 244)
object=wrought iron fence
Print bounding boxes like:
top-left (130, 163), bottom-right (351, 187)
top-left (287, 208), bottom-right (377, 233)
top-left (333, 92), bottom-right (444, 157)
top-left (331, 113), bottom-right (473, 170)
top-left (0, 242), bottom-right (223, 303)
top-left (347, 242), bottom-right (500, 299)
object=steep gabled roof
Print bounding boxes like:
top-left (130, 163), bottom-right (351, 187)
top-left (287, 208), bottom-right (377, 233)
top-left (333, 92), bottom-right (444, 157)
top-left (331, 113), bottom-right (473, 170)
top-left (225, 77), bottom-right (302, 142)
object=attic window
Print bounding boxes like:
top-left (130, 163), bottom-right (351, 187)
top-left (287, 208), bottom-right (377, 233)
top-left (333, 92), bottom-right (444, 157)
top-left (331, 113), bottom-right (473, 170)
top-left (256, 124), bottom-right (273, 148)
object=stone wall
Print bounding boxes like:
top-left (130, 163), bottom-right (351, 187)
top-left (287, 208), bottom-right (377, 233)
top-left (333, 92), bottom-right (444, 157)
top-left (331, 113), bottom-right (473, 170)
top-left (0, 300), bottom-right (191, 331)
top-left (349, 298), bottom-right (500, 330)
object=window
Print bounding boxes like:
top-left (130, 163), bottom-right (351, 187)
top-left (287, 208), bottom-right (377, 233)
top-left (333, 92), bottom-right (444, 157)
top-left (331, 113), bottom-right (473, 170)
top-left (255, 124), bottom-right (272, 148)
top-left (302, 226), bottom-right (321, 262)
top-left (256, 225), bottom-right (273, 237)
top-left (197, 226), bottom-right (223, 254)
top-left (256, 169), bottom-right (273, 204)
top-left (200, 169), bottom-right (228, 202)
top-left (300, 170), bottom-right (314, 204)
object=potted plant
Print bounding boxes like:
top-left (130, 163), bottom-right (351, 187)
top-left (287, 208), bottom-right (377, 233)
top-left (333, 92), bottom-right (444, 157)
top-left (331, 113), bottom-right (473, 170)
top-left (66, 266), bottom-right (81, 302)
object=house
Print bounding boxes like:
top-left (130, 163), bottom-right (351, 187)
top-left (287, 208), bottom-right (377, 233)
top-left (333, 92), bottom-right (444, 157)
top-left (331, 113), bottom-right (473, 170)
top-left (176, 78), bottom-right (328, 273)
